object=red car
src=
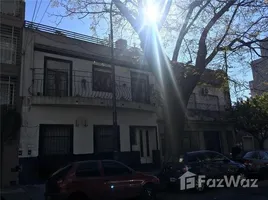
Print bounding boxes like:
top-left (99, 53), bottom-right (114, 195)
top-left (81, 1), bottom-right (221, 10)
top-left (45, 160), bottom-right (159, 200)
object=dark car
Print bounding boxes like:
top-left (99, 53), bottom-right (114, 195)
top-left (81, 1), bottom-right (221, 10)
top-left (242, 151), bottom-right (268, 179)
top-left (157, 150), bottom-right (246, 191)
top-left (45, 160), bottom-right (159, 200)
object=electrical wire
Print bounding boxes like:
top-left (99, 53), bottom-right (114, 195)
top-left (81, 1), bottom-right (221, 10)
top-left (34, 0), bottom-right (43, 22)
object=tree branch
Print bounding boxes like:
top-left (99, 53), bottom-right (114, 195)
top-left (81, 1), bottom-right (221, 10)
top-left (172, 0), bottom-right (207, 61)
top-left (205, 2), bottom-right (240, 65)
top-left (158, 0), bottom-right (172, 30)
top-left (195, 0), bottom-right (236, 69)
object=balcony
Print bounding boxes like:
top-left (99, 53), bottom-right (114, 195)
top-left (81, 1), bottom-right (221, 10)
top-left (30, 68), bottom-right (156, 111)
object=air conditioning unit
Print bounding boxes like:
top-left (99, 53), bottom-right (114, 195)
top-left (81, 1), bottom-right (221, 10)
top-left (201, 88), bottom-right (209, 96)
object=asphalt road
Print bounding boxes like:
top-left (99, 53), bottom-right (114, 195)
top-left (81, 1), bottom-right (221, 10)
top-left (3, 181), bottom-right (268, 200)
top-left (157, 181), bottom-right (268, 200)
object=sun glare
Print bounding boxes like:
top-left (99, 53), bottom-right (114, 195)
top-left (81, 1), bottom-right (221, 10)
top-left (144, 3), bottom-right (160, 23)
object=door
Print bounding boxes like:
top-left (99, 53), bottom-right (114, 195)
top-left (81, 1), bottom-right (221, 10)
top-left (70, 161), bottom-right (104, 200)
top-left (101, 160), bottom-right (140, 199)
top-left (39, 124), bottom-right (73, 180)
top-left (204, 131), bottom-right (222, 153)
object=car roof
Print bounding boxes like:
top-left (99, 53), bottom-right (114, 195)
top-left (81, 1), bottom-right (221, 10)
top-left (74, 159), bottom-right (119, 164)
top-left (186, 150), bottom-right (217, 155)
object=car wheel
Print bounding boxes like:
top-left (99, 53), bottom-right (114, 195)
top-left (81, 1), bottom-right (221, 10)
top-left (141, 184), bottom-right (156, 200)
top-left (195, 178), bottom-right (205, 192)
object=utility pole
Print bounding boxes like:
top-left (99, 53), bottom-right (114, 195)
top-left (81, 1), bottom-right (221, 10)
top-left (110, 1), bottom-right (118, 151)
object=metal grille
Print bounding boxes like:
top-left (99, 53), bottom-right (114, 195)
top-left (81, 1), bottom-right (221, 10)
top-left (0, 0), bottom-right (23, 17)
top-left (0, 76), bottom-right (17, 108)
top-left (94, 126), bottom-right (119, 153)
top-left (39, 125), bottom-right (73, 156)
top-left (0, 24), bottom-right (22, 65)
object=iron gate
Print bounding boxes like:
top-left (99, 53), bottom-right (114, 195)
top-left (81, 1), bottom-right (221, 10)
top-left (38, 124), bottom-right (73, 180)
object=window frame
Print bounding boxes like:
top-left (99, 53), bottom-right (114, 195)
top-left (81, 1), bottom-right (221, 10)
top-left (101, 160), bottom-right (134, 177)
top-left (43, 56), bottom-right (73, 97)
top-left (0, 80), bottom-right (15, 105)
top-left (0, 34), bottom-right (17, 65)
top-left (92, 65), bottom-right (112, 93)
top-left (130, 71), bottom-right (150, 104)
top-left (75, 161), bottom-right (101, 178)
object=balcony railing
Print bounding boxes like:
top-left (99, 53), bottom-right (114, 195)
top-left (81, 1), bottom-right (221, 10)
top-left (30, 68), bottom-right (155, 105)
top-left (25, 21), bottom-right (112, 47)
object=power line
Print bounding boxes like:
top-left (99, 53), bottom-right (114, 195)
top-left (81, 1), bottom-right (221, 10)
top-left (31, 0), bottom-right (39, 22)
top-left (34, 0), bottom-right (43, 22)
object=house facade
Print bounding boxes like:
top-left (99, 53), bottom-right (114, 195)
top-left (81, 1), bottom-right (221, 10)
top-left (249, 39), bottom-right (268, 97)
top-left (0, 0), bottom-right (25, 187)
top-left (18, 21), bottom-right (235, 184)
top-left (19, 22), bottom-right (160, 184)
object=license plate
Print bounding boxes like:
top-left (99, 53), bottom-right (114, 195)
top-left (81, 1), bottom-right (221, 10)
top-left (170, 177), bottom-right (177, 182)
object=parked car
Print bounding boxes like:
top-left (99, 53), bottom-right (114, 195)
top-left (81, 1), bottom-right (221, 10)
top-left (157, 150), bottom-right (246, 192)
top-left (45, 160), bottom-right (159, 200)
top-left (241, 151), bottom-right (268, 179)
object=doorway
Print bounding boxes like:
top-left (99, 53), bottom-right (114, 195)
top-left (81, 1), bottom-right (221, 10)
top-left (130, 127), bottom-right (157, 164)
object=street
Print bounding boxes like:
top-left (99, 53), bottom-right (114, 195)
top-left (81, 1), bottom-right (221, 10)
top-left (158, 186), bottom-right (268, 200)
top-left (2, 181), bottom-right (268, 200)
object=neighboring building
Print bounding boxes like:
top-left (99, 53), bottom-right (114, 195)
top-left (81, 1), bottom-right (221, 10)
top-left (250, 38), bottom-right (268, 97)
top-left (19, 21), bottom-right (160, 184)
top-left (0, 0), bottom-right (25, 187)
top-left (158, 69), bottom-right (235, 160)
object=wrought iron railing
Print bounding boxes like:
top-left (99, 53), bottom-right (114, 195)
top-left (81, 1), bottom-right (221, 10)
top-left (31, 68), bottom-right (156, 105)
top-left (25, 21), bottom-right (112, 47)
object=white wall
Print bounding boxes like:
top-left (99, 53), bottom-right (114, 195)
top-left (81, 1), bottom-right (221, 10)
top-left (19, 106), bottom-right (157, 158)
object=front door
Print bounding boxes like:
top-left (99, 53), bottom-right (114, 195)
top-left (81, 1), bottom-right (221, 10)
top-left (131, 127), bottom-right (157, 164)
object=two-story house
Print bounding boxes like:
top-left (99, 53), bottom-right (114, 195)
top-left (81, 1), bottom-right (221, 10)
top-left (0, 0), bottom-right (25, 187)
top-left (158, 69), bottom-right (235, 160)
top-left (249, 38), bottom-right (268, 97)
top-left (19, 21), bottom-right (160, 184)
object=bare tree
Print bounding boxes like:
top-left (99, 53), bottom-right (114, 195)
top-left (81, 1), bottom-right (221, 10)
top-left (52, 0), bottom-right (268, 157)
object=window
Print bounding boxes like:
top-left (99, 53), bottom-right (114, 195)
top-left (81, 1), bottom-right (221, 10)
top-left (0, 81), bottom-right (15, 105)
top-left (131, 72), bottom-right (149, 103)
top-left (39, 125), bottom-right (73, 156)
top-left (44, 57), bottom-right (71, 97)
top-left (207, 152), bottom-right (227, 161)
top-left (94, 126), bottom-right (120, 153)
top-left (76, 161), bottom-right (100, 177)
top-left (92, 66), bottom-right (112, 92)
top-left (187, 153), bottom-right (207, 163)
top-left (102, 161), bottom-right (132, 176)
top-left (244, 151), bottom-right (259, 159)
top-left (0, 34), bottom-right (17, 64)
top-left (259, 151), bottom-right (268, 160)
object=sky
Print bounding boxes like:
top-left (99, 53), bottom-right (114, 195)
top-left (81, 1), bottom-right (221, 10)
top-left (25, 0), bottom-right (252, 101)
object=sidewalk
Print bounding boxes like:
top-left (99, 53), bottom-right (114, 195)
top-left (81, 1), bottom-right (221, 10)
top-left (1, 187), bottom-right (31, 200)
top-left (1, 185), bottom-right (45, 200)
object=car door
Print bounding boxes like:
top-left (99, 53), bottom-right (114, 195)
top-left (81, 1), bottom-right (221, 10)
top-left (69, 161), bottom-right (105, 200)
top-left (101, 160), bottom-right (139, 199)
top-left (205, 152), bottom-right (225, 178)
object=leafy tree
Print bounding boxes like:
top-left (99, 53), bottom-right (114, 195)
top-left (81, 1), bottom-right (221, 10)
top-left (233, 93), bottom-right (268, 150)
top-left (52, 0), bottom-right (268, 157)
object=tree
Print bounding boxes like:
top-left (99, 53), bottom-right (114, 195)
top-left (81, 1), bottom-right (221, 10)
top-left (52, 0), bottom-right (268, 157)
top-left (233, 93), bottom-right (268, 150)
